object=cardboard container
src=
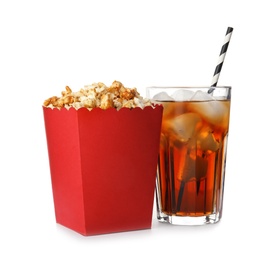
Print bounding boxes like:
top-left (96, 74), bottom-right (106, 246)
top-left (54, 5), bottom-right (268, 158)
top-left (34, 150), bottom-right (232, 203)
top-left (43, 105), bottom-right (163, 236)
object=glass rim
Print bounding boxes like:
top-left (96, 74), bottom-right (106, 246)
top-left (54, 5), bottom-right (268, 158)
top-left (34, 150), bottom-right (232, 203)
top-left (146, 86), bottom-right (231, 89)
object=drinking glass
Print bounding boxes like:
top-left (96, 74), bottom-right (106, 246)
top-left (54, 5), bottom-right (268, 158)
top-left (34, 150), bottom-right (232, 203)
top-left (147, 86), bottom-right (231, 225)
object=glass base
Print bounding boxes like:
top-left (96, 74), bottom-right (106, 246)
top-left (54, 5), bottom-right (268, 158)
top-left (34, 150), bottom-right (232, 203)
top-left (157, 211), bottom-right (221, 225)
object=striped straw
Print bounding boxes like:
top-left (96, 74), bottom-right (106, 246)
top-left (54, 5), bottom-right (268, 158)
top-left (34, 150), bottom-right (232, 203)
top-left (208, 27), bottom-right (234, 94)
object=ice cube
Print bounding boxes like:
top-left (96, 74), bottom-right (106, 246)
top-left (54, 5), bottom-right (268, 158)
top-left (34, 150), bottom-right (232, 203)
top-left (171, 89), bottom-right (194, 101)
top-left (190, 90), bottom-right (214, 101)
top-left (197, 128), bottom-right (219, 152)
top-left (177, 147), bottom-right (208, 182)
top-left (152, 91), bottom-right (174, 101)
top-left (188, 98), bottom-right (229, 128)
top-left (162, 113), bottom-right (202, 145)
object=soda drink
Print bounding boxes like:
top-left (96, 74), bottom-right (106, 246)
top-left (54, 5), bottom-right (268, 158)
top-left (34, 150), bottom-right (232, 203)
top-left (147, 87), bottom-right (231, 225)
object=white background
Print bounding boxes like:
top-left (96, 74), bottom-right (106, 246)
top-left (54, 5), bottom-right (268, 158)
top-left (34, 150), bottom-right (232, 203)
top-left (1, 0), bottom-right (279, 259)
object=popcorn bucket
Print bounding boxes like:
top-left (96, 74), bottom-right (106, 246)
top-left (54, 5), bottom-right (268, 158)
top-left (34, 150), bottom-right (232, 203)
top-left (43, 106), bottom-right (163, 236)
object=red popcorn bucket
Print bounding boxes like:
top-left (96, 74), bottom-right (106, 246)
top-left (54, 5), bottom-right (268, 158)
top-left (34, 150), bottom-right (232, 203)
top-left (43, 106), bottom-right (163, 236)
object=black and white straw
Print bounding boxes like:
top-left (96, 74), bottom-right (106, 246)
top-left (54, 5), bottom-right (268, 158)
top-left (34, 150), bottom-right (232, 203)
top-left (208, 27), bottom-right (233, 94)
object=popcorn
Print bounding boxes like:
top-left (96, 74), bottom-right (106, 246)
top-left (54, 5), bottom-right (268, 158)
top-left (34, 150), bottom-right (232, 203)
top-left (43, 80), bottom-right (153, 110)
